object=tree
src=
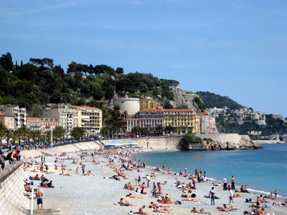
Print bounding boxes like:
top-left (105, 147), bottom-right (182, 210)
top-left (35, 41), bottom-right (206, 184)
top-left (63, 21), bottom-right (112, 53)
top-left (70, 127), bottom-right (85, 140)
top-left (163, 101), bottom-right (173, 109)
top-left (181, 134), bottom-right (202, 149)
top-left (115, 67), bottom-right (124, 75)
top-left (155, 125), bottom-right (164, 135)
top-left (0, 52), bottom-right (13, 71)
top-left (53, 126), bottom-right (65, 142)
top-left (164, 126), bottom-right (174, 135)
top-left (176, 104), bottom-right (188, 109)
top-left (0, 122), bottom-right (7, 144)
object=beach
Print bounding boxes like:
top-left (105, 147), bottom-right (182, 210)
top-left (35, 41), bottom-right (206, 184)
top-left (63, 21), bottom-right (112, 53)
top-left (23, 147), bottom-right (287, 215)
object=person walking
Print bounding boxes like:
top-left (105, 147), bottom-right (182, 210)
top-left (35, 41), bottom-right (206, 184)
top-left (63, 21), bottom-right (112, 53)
top-left (231, 176), bottom-right (235, 190)
top-left (210, 187), bottom-right (215, 205)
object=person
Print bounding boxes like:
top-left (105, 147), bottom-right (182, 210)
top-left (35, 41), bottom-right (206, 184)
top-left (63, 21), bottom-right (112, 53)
top-left (146, 174), bottom-right (150, 188)
top-left (162, 163), bottom-right (165, 170)
top-left (139, 205), bottom-right (149, 215)
top-left (0, 150), bottom-right (5, 169)
top-left (210, 187), bottom-right (215, 205)
top-left (118, 198), bottom-right (136, 206)
top-left (229, 188), bottom-right (234, 204)
top-left (223, 177), bottom-right (227, 190)
top-left (35, 189), bottom-right (43, 213)
top-left (274, 189), bottom-right (278, 199)
top-left (191, 207), bottom-right (211, 214)
top-left (231, 176), bottom-right (235, 190)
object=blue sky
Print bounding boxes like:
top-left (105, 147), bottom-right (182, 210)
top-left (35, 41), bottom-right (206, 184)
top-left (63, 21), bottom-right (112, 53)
top-left (1, 0), bottom-right (286, 117)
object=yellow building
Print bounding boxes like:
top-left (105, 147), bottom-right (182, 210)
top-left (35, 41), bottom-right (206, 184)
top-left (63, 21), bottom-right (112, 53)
top-left (72, 106), bottom-right (102, 136)
top-left (194, 115), bottom-right (202, 134)
top-left (163, 109), bottom-right (196, 135)
top-left (140, 98), bottom-right (158, 110)
top-left (0, 112), bottom-right (15, 130)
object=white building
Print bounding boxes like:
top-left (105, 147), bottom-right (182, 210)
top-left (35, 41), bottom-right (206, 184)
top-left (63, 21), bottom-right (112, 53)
top-left (44, 104), bottom-right (78, 135)
top-left (0, 105), bottom-right (27, 129)
top-left (113, 96), bottom-right (140, 115)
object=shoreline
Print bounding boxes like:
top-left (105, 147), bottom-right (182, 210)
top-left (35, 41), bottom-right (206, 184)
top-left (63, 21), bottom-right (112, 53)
top-left (135, 147), bottom-right (287, 199)
top-left (22, 147), bottom-right (287, 215)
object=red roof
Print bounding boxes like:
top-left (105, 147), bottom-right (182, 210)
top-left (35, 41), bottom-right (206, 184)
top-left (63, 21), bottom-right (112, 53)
top-left (139, 109), bottom-right (163, 112)
top-left (72, 106), bottom-right (99, 110)
top-left (164, 109), bottom-right (194, 112)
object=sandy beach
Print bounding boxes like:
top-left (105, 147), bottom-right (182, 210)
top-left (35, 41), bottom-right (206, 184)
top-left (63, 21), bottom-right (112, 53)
top-left (23, 148), bottom-right (287, 215)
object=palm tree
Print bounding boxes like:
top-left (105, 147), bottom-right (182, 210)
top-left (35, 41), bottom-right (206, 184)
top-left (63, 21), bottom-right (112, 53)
top-left (71, 127), bottom-right (85, 140)
top-left (155, 125), bottom-right (164, 136)
top-left (53, 126), bottom-right (65, 142)
top-left (0, 122), bottom-right (7, 145)
top-left (164, 126), bottom-right (174, 135)
top-left (5, 129), bottom-right (14, 145)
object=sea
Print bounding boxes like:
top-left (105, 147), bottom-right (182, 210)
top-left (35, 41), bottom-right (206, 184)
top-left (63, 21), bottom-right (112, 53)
top-left (134, 144), bottom-right (287, 198)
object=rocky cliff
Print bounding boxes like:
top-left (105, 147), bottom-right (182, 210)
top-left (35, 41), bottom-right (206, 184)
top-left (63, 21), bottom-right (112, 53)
top-left (198, 133), bottom-right (263, 150)
top-left (168, 87), bottom-right (201, 112)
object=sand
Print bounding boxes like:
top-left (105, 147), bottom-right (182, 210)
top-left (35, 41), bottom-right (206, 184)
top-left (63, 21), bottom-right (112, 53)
top-left (23, 148), bottom-right (287, 215)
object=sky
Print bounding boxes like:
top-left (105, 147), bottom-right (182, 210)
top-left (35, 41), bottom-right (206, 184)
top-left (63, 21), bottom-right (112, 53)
top-left (0, 0), bottom-right (286, 117)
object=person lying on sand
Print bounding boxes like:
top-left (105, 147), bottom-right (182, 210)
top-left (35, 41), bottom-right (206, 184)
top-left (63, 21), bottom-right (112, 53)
top-left (182, 198), bottom-right (201, 202)
top-left (233, 193), bottom-right (242, 197)
top-left (87, 171), bottom-right (93, 176)
top-left (190, 207), bottom-right (211, 214)
top-left (153, 205), bottom-right (174, 214)
top-left (118, 198), bottom-right (136, 206)
top-left (221, 204), bottom-right (238, 212)
top-left (126, 193), bottom-right (143, 199)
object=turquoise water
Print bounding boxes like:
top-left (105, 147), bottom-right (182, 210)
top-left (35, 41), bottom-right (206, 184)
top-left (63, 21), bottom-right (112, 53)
top-left (134, 144), bottom-right (287, 197)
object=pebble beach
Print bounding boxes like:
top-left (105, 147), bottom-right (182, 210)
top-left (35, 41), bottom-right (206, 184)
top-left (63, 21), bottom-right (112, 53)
top-left (23, 147), bottom-right (287, 215)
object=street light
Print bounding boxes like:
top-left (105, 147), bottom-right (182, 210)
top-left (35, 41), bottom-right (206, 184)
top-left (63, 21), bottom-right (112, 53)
top-left (30, 182), bottom-right (40, 215)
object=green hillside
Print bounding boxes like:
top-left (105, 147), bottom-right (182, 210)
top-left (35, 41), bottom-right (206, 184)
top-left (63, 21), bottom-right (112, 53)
top-left (196, 91), bottom-right (243, 110)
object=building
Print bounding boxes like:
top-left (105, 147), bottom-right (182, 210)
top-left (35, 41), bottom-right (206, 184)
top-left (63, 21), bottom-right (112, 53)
top-left (140, 97), bottom-right (158, 110)
top-left (113, 96), bottom-right (140, 115)
top-left (127, 107), bottom-right (196, 135)
top-left (194, 115), bottom-right (202, 134)
top-left (201, 113), bottom-right (217, 134)
top-left (0, 105), bottom-right (27, 129)
top-left (27, 117), bottom-right (44, 131)
top-left (27, 117), bottom-right (60, 132)
top-left (0, 112), bottom-right (15, 130)
top-left (163, 109), bottom-right (196, 135)
top-left (127, 107), bottom-right (164, 134)
top-left (72, 106), bottom-right (102, 136)
top-left (44, 104), bottom-right (78, 135)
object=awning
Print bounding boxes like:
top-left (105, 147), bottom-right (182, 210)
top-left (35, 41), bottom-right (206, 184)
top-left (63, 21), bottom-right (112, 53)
top-left (104, 142), bottom-right (138, 147)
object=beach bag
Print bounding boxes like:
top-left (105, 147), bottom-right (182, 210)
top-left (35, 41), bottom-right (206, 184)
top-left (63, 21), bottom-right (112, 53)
top-left (245, 198), bottom-right (249, 203)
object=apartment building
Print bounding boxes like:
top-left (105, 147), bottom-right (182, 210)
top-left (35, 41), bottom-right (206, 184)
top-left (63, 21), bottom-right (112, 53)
top-left (194, 115), bottom-right (202, 134)
top-left (127, 107), bottom-right (196, 135)
top-left (44, 104), bottom-right (78, 134)
top-left (140, 97), bottom-right (158, 110)
top-left (72, 106), bottom-right (102, 136)
top-left (0, 112), bottom-right (15, 130)
top-left (0, 105), bottom-right (27, 129)
top-left (201, 113), bottom-right (217, 134)
top-left (163, 109), bottom-right (196, 135)
top-left (27, 117), bottom-right (60, 132)
top-left (127, 107), bottom-right (163, 133)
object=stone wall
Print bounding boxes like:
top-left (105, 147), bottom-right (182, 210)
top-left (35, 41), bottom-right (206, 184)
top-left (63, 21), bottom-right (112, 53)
top-left (0, 162), bottom-right (29, 215)
top-left (101, 136), bottom-right (182, 149)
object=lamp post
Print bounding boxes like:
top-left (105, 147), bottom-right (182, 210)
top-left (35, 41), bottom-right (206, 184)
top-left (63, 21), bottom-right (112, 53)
top-left (30, 182), bottom-right (40, 214)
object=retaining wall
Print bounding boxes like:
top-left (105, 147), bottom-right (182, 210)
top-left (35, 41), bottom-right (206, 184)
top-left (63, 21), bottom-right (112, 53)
top-left (0, 162), bottom-right (29, 215)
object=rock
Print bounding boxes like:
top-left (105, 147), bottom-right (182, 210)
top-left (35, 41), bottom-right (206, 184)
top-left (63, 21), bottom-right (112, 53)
top-left (168, 86), bottom-right (201, 112)
top-left (198, 133), bottom-right (263, 150)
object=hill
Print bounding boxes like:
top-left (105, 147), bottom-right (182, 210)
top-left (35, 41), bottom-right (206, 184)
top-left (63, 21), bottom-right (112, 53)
top-left (196, 91), bottom-right (243, 110)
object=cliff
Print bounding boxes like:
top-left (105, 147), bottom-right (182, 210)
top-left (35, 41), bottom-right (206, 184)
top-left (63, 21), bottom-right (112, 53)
top-left (168, 87), bottom-right (202, 112)
top-left (198, 133), bottom-right (263, 150)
